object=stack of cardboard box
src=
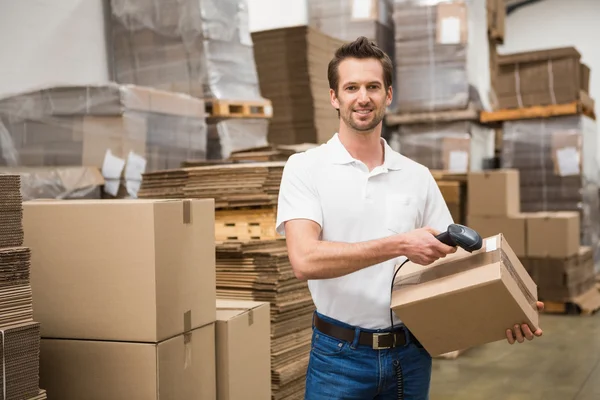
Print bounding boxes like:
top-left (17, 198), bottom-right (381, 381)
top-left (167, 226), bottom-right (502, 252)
top-left (387, 0), bottom-right (496, 174)
top-left (0, 84), bottom-right (208, 199)
top-left (493, 47), bottom-right (592, 110)
top-left (501, 114), bottom-right (600, 272)
top-left (108, 0), bottom-right (271, 160)
top-left (0, 175), bottom-right (46, 400)
top-left (23, 199), bottom-right (219, 399)
top-left (466, 169), bottom-right (600, 306)
top-left (251, 26), bottom-right (344, 145)
top-left (307, 0), bottom-right (394, 62)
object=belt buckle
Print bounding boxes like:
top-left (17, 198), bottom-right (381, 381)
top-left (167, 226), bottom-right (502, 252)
top-left (372, 333), bottom-right (393, 349)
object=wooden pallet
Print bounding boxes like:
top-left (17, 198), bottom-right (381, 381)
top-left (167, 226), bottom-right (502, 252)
top-left (541, 287), bottom-right (600, 316)
top-left (205, 98), bottom-right (273, 119)
top-left (215, 206), bottom-right (278, 241)
top-left (480, 100), bottom-right (595, 123)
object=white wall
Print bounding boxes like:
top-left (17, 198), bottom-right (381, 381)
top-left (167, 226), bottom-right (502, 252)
top-left (499, 0), bottom-right (600, 117)
top-left (247, 0), bottom-right (308, 32)
top-left (0, 0), bottom-right (110, 99)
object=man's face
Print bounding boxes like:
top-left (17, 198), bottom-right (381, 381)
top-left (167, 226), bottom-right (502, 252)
top-left (330, 57), bottom-right (392, 133)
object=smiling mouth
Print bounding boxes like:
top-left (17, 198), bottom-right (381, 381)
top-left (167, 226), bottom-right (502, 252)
top-left (354, 110), bottom-right (372, 115)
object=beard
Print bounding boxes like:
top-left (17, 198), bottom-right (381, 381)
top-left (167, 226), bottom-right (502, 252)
top-left (339, 104), bottom-right (386, 133)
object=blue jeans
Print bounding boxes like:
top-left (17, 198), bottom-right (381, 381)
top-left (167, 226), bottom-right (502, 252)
top-left (305, 312), bottom-right (432, 400)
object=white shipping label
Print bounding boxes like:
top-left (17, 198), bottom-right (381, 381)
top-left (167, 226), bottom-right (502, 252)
top-left (125, 151), bottom-right (147, 181)
top-left (101, 149), bottom-right (125, 180)
top-left (556, 146), bottom-right (580, 176)
top-left (448, 151), bottom-right (469, 173)
top-left (352, 0), bottom-right (372, 19)
top-left (485, 237), bottom-right (497, 252)
top-left (440, 17), bottom-right (461, 44)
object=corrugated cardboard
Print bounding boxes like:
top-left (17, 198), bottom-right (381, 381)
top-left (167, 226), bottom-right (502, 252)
top-left (467, 214), bottom-right (527, 257)
top-left (216, 299), bottom-right (271, 400)
top-left (526, 212), bottom-right (580, 258)
top-left (39, 323), bottom-right (216, 400)
top-left (467, 169), bottom-right (520, 217)
top-left (23, 199), bottom-right (216, 342)
top-left (495, 47), bottom-right (585, 109)
top-left (391, 234), bottom-right (539, 357)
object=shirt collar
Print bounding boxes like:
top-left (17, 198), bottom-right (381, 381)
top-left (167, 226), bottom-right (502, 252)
top-left (327, 132), bottom-right (403, 170)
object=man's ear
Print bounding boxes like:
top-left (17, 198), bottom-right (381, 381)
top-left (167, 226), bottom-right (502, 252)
top-left (386, 85), bottom-right (393, 107)
top-left (330, 88), bottom-right (340, 111)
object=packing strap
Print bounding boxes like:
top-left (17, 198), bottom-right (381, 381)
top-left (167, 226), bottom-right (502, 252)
top-left (393, 248), bottom-right (538, 311)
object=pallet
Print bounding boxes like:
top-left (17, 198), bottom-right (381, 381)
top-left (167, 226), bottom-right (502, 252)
top-left (385, 106), bottom-right (480, 126)
top-left (541, 287), bottom-right (600, 316)
top-left (480, 100), bottom-right (595, 123)
top-left (215, 206), bottom-right (278, 241)
top-left (205, 98), bottom-right (273, 119)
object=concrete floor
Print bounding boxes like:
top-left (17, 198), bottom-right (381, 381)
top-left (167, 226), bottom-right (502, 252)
top-left (430, 312), bottom-right (600, 400)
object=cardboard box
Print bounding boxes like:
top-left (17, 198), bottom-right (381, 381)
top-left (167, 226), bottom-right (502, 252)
top-left (23, 199), bottom-right (216, 342)
top-left (467, 214), bottom-right (527, 257)
top-left (39, 323), bottom-right (217, 400)
top-left (526, 212), bottom-right (580, 258)
top-left (216, 300), bottom-right (271, 400)
top-left (467, 169), bottom-right (520, 217)
top-left (391, 234), bottom-right (539, 357)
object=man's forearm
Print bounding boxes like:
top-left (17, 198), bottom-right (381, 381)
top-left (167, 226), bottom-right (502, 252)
top-left (291, 235), bottom-right (404, 280)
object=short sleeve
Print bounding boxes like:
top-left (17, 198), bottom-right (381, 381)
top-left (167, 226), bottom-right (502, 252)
top-left (421, 171), bottom-right (455, 232)
top-left (276, 153), bottom-right (323, 236)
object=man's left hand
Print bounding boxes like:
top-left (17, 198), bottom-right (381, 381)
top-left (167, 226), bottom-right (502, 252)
top-left (506, 301), bottom-right (544, 344)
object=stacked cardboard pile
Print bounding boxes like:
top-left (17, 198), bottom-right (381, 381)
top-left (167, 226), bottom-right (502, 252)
top-left (0, 84), bottom-right (207, 198)
top-left (23, 199), bottom-right (218, 399)
top-left (494, 47), bottom-right (591, 110)
top-left (501, 115), bottom-right (600, 270)
top-left (466, 170), bottom-right (600, 308)
top-left (216, 240), bottom-right (314, 400)
top-left (252, 26), bottom-right (344, 144)
top-left (109, 0), bottom-right (271, 161)
top-left (389, 121), bottom-right (495, 172)
top-left (307, 0), bottom-right (394, 58)
top-left (0, 175), bottom-right (46, 400)
top-left (138, 161), bottom-right (285, 208)
top-left (430, 170), bottom-right (468, 225)
top-left (109, 0), bottom-right (262, 102)
top-left (392, 1), bottom-right (470, 113)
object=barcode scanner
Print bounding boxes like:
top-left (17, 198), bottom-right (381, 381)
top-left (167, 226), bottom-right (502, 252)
top-left (390, 223), bottom-right (483, 400)
top-left (434, 223), bottom-right (483, 252)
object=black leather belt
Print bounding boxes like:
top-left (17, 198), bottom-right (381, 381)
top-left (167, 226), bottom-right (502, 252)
top-left (313, 313), bottom-right (411, 349)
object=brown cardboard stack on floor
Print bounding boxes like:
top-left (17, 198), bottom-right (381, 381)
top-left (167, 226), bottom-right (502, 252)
top-left (0, 175), bottom-right (47, 400)
top-left (501, 115), bottom-right (600, 273)
top-left (108, 0), bottom-right (270, 160)
top-left (0, 84), bottom-right (208, 198)
top-left (251, 26), bottom-right (344, 145)
top-left (466, 170), bottom-right (600, 308)
top-left (22, 199), bottom-right (218, 399)
top-left (138, 163), bottom-right (314, 400)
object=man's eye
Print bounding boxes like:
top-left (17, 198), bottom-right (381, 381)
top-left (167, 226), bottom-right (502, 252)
top-left (346, 86), bottom-right (356, 91)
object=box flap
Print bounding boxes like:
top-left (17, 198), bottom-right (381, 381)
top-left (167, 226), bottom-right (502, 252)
top-left (216, 299), bottom-right (268, 322)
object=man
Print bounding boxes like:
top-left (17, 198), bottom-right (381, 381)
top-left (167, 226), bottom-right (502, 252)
top-left (276, 37), bottom-right (543, 399)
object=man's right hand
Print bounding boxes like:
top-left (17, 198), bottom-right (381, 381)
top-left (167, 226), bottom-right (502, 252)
top-left (398, 227), bottom-right (457, 265)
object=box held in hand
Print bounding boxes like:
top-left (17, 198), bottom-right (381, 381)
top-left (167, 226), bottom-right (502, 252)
top-left (391, 233), bottom-right (539, 357)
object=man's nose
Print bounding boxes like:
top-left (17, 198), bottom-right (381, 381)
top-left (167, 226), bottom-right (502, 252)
top-left (357, 88), bottom-right (369, 103)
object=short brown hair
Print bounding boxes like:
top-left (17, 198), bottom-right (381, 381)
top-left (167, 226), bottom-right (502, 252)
top-left (327, 36), bottom-right (393, 95)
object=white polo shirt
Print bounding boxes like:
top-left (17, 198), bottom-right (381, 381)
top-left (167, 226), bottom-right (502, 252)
top-left (276, 133), bottom-right (454, 329)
